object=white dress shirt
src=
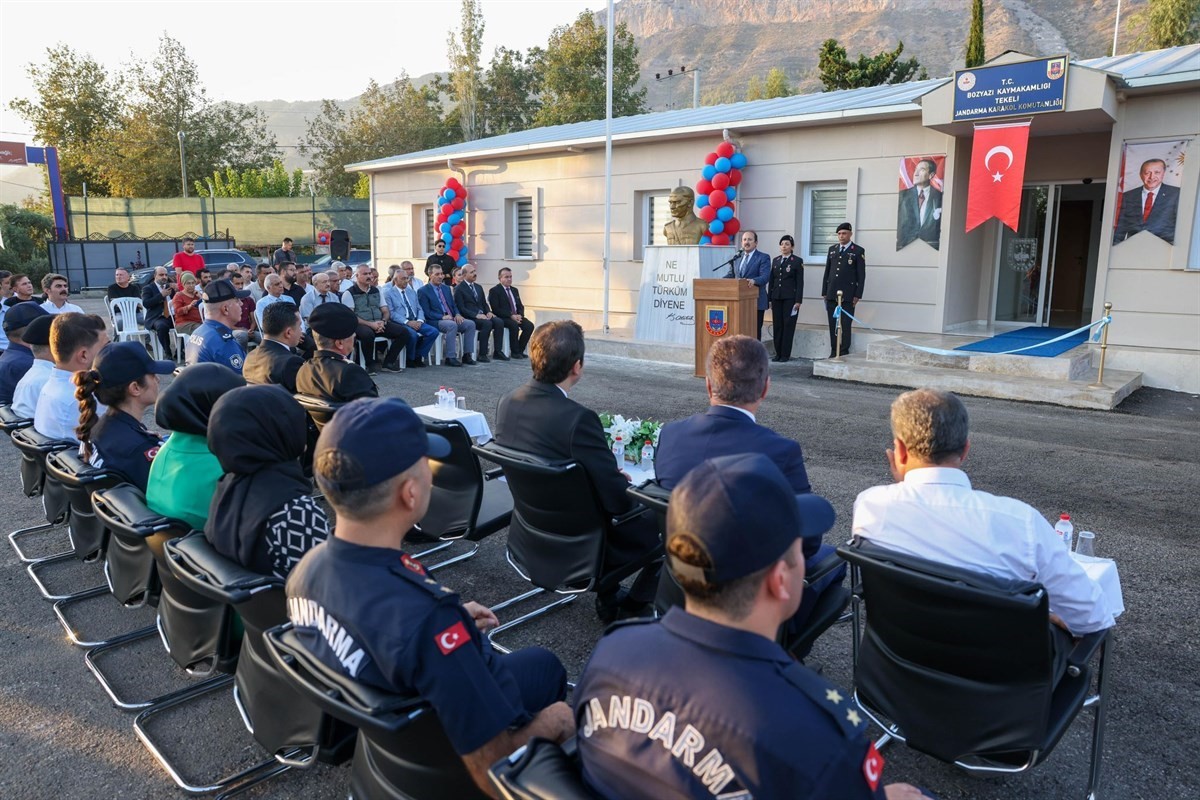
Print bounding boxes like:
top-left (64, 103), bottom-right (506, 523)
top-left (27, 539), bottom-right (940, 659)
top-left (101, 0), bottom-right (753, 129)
top-left (41, 300), bottom-right (84, 316)
top-left (255, 293), bottom-right (298, 328)
top-left (299, 289), bottom-right (341, 322)
top-left (12, 359), bottom-right (54, 418)
top-left (852, 467), bottom-right (1114, 635)
top-left (34, 367), bottom-right (106, 441)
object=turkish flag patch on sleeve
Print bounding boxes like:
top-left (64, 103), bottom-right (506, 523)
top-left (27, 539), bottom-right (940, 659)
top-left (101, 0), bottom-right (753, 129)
top-left (862, 742), bottom-right (884, 791)
top-left (434, 621), bottom-right (471, 655)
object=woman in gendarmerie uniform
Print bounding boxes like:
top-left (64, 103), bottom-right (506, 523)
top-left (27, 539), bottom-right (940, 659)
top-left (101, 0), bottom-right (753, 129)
top-left (768, 234), bottom-right (803, 362)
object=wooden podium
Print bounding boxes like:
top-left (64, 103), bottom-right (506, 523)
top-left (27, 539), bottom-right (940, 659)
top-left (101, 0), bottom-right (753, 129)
top-left (693, 278), bottom-right (758, 377)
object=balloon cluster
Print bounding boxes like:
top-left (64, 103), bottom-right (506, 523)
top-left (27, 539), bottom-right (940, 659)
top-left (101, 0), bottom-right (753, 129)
top-left (435, 177), bottom-right (470, 266)
top-left (695, 142), bottom-right (748, 246)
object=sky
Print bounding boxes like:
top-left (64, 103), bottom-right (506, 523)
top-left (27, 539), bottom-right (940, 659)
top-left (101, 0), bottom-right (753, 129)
top-left (0, 0), bottom-right (602, 145)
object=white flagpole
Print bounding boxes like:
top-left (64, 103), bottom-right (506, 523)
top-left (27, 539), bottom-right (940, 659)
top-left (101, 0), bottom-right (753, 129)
top-left (602, 0), bottom-right (614, 334)
top-left (1112, 0), bottom-right (1122, 56)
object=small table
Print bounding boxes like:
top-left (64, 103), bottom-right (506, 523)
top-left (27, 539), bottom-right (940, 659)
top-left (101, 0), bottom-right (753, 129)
top-left (623, 461), bottom-right (656, 486)
top-left (1072, 552), bottom-right (1125, 618)
top-left (414, 404), bottom-right (493, 443)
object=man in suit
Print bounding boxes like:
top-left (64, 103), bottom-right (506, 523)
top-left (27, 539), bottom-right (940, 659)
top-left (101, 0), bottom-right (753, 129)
top-left (654, 334), bottom-right (844, 639)
top-left (454, 264), bottom-right (506, 362)
top-left (296, 303), bottom-right (378, 403)
top-left (734, 230), bottom-right (771, 341)
top-left (896, 158), bottom-right (943, 250)
top-left (1114, 158), bottom-right (1181, 245)
top-left (488, 267), bottom-right (533, 359)
top-left (243, 301), bottom-right (304, 394)
top-left (822, 222), bottom-right (866, 358)
top-left (495, 320), bottom-right (663, 623)
top-left (418, 265), bottom-right (476, 367)
top-left (382, 264), bottom-right (438, 368)
top-left (141, 266), bottom-right (176, 358)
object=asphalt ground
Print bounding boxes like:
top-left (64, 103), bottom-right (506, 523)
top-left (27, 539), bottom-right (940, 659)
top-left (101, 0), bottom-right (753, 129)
top-left (1, 297), bottom-right (1197, 799)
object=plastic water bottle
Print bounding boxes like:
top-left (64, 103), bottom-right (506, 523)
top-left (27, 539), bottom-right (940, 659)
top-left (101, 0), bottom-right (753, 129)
top-left (436, 386), bottom-right (448, 407)
top-left (640, 440), bottom-right (655, 470)
top-left (445, 387), bottom-right (456, 410)
top-left (1054, 513), bottom-right (1074, 551)
top-left (612, 435), bottom-right (625, 470)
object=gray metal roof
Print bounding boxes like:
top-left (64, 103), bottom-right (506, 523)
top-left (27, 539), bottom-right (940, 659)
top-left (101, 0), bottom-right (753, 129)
top-left (350, 44), bottom-right (1200, 172)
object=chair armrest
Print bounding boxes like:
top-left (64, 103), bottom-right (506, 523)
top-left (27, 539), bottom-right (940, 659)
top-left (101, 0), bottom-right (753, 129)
top-left (1066, 628), bottom-right (1110, 677)
top-left (483, 466), bottom-right (504, 481)
top-left (804, 550), bottom-right (845, 587)
top-left (611, 504), bottom-right (651, 527)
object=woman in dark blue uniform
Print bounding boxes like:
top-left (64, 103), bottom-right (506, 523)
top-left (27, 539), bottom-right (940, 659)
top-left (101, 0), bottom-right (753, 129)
top-left (75, 341), bottom-right (176, 490)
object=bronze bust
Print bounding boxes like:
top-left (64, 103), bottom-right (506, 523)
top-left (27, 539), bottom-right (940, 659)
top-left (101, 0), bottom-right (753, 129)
top-left (663, 186), bottom-right (707, 245)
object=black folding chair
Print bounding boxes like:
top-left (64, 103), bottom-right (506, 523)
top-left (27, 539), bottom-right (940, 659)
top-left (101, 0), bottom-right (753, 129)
top-left (7, 426), bottom-right (74, 564)
top-left (265, 622), bottom-right (489, 800)
top-left (838, 540), bottom-right (1112, 798)
top-left (472, 442), bottom-right (661, 651)
top-left (489, 738), bottom-right (600, 800)
top-left (0, 403), bottom-right (32, 433)
top-left (294, 394), bottom-right (344, 432)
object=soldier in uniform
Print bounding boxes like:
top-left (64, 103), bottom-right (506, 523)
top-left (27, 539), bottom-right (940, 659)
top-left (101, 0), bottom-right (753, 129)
top-left (286, 398), bottom-right (573, 795)
top-left (575, 452), bottom-right (925, 800)
top-left (187, 279), bottom-right (251, 373)
top-left (768, 234), bottom-right (803, 362)
top-left (296, 302), bottom-right (379, 404)
top-left (822, 222), bottom-right (866, 358)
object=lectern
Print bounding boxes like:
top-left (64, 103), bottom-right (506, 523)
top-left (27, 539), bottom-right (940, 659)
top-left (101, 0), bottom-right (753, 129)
top-left (693, 279), bottom-right (758, 377)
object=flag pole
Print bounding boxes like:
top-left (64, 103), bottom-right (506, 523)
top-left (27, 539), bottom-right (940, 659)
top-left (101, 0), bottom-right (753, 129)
top-left (602, 0), bottom-right (614, 334)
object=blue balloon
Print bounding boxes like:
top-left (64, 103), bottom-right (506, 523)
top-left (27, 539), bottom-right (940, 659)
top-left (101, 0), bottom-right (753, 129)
top-left (439, 222), bottom-right (451, 233)
top-left (730, 152), bottom-right (747, 169)
top-left (700, 235), bottom-right (712, 245)
top-left (714, 156), bottom-right (732, 173)
top-left (708, 219), bottom-right (725, 235)
top-left (442, 232), bottom-right (453, 244)
top-left (717, 206), bottom-right (734, 222)
top-left (436, 195), bottom-right (447, 206)
top-left (725, 186), bottom-right (737, 201)
top-left (457, 255), bottom-right (468, 266)
top-left (443, 188), bottom-right (456, 200)
top-left (696, 194), bottom-right (710, 208)
top-left (702, 164), bottom-right (717, 180)
top-left (449, 211), bottom-right (464, 224)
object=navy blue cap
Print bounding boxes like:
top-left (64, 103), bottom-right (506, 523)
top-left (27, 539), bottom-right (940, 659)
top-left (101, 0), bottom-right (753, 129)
top-left (92, 341), bottom-right (176, 388)
top-left (314, 397), bottom-right (451, 493)
top-left (4, 302), bottom-right (48, 333)
top-left (667, 453), bottom-right (836, 584)
top-left (202, 278), bottom-right (251, 303)
top-left (836, 222), bottom-right (853, 233)
top-left (21, 314), bottom-right (54, 346)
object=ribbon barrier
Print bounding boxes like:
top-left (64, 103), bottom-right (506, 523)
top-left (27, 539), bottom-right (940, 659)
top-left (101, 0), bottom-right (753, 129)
top-left (831, 304), bottom-right (1113, 358)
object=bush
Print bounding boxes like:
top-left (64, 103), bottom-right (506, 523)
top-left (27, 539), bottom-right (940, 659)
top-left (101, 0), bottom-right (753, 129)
top-left (0, 205), bottom-right (53, 285)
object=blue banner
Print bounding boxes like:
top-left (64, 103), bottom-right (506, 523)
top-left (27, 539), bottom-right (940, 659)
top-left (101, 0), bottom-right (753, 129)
top-left (953, 56), bottom-right (1069, 122)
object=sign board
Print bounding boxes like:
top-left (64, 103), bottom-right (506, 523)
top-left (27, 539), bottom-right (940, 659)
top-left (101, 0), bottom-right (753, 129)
top-left (635, 246), bottom-right (738, 345)
top-left (0, 141), bottom-right (27, 165)
top-left (953, 56), bottom-right (1068, 122)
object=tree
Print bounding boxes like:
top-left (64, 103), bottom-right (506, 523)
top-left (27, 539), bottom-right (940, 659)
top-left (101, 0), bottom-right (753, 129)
top-left (300, 75), bottom-right (454, 196)
top-left (447, 0), bottom-right (485, 142)
top-left (480, 46), bottom-right (543, 136)
top-left (745, 75), bottom-right (765, 101)
top-left (0, 205), bottom-right (54, 277)
top-left (534, 12), bottom-right (646, 127)
top-left (1138, 0), bottom-right (1200, 48)
top-left (10, 45), bottom-right (122, 196)
top-left (965, 0), bottom-right (986, 67)
top-left (194, 160), bottom-right (306, 197)
top-left (817, 39), bottom-right (928, 92)
top-left (764, 68), bottom-right (793, 98)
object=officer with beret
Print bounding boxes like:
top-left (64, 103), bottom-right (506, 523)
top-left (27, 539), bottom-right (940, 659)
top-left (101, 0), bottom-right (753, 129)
top-left (296, 302), bottom-right (379, 403)
top-left (575, 453), bottom-right (925, 800)
top-left (186, 278), bottom-right (251, 373)
top-left (0, 303), bottom-right (50, 405)
top-left (286, 397), bottom-right (574, 795)
top-left (822, 222), bottom-right (866, 358)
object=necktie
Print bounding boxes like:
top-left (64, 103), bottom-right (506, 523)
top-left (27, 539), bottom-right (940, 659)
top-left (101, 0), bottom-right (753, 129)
top-left (918, 189), bottom-right (926, 215)
top-left (319, 293), bottom-right (327, 304)
top-left (1143, 191), bottom-right (1154, 223)
top-left (437, 287), bottom-right (451, 316)
top-left (740, 253), bottom-right (749, 275)
top-left (505, 286), bottom-right (516, 311)
top-left (400, 289), bottom-right (415, 320)
top-left (475, 284), bottom-right (483, 304)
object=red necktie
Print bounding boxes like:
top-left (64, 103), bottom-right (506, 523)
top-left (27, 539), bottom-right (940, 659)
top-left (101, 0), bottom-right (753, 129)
top-left (1143, 191), bottom-right (1154, 223)
top-left (918, 189), bottom-right (925, 214)
top-left (437, 287), bottom-right (451, 315)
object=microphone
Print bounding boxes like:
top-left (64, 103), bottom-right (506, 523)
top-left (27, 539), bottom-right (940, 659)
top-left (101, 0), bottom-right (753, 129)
top-left (711, 250), bottom-right (740, 274)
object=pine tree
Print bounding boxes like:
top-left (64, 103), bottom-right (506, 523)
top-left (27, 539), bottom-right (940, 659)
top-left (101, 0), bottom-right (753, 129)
top-left (965, 0), bottom-right (986, 67)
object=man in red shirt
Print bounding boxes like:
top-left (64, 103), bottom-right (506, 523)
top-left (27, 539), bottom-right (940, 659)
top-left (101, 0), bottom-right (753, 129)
top-left (172, 237), bottom-right (205, 289)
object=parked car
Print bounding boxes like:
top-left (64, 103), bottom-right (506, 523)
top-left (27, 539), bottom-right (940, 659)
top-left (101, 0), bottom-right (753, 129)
top-left (132, 249), bottom-right (257, 287)
top-left (311, 249), bottom-right (372, 270)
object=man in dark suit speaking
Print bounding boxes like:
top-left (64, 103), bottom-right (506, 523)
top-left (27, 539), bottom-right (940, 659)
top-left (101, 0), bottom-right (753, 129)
top-left (896, 158), bottom-right (943, 250)
top-left (734, 230), bottom-right (771, 341)
top-left (495, 320), bottom-right (663, 623)
top-left (1114, 158), bottom-right (1180, 245)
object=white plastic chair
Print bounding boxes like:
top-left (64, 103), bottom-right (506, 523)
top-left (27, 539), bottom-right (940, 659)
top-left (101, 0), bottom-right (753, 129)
top-left (167, 302), bottom-right (189, 364)
top-left (109, 297), bottom-right (162, 361)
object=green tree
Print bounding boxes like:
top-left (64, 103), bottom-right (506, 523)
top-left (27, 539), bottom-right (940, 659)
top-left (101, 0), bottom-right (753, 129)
top-left (534, 12), bottom-right (646, 127)
top-left (965, 0), bottom-right (986, 67)
top-left (0, 205), bottom-right (54, 276)
top-left (764, 67), bottom-right (793, 98)
top-left (480, 46), bottom-right (543, 136)
top-left (300, 75), bottom-right (454, 196)
top-left (194, 159), bottom-right (306, 197)
top-left (1138, 0), bottom-right (1200, 48)
top-left (10, 45), bottom-right (122, 196)
top-left (447, 0), bottom-right (485, 141)
top-left (745, 75), bottom-right (765, 101)
top-left (817, 39), bottom-right (927, 91)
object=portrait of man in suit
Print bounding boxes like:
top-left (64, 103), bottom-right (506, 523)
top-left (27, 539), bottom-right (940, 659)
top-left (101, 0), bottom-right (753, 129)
top-left (1113, 149), bottom-right (1185, 246)
top-left (896, 155), bottom-right (944, 251)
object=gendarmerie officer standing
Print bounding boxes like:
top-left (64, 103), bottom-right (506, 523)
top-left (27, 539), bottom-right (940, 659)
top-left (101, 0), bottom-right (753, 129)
top-left (574, 453), bottom-right (925, 800)
top-left (822, 222), bottom-right (866, 358)
top-left (769, 234), bottom-right (803, 362)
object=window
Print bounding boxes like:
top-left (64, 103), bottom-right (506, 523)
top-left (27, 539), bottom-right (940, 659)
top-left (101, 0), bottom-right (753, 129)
top-left (800, 182), bottom-right (848, 260)
top-left (413, 204), bottom-right (436, 254)
top-left (645, 192), bottom-right (672, 248)
top-left (508, 197), bottom-right (534, 259)
top-left (423, 206), bottom-right (437, 254)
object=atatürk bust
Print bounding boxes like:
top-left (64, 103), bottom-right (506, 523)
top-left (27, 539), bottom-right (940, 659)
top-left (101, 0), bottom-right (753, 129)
top-left (663, 186), bottom-right (707, 245)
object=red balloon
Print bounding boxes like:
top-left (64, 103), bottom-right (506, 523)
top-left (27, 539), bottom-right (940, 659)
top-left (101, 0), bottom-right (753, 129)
top-left (711, 172), bottom-right (730, 190)
top-left (708, 190), bottom-right (728, 209)
top-left (716, 142), bottom-right (735, 158)
top-left (695, 179), bottom-right (713, 196)
top-left (437, 214), bottom-right (449, 225)
top-left (728, 168), bottom-right (743, 187)
top-left (724, 217), bottom-right (741, 236)
top-left (447, 250), bottom-right (459, 260)
top-left (451, 197), bottom-right (465, 210)
top-left (457, 187), bottom-right (468, 199)
top-left (711, 233), bottom-right (731, 246)
top-left (704, 152), bottom-right (718, 166)
top-left (446, 177), bottom-right (462, 189)
top-left (698, 205), bottom-right (717, 222)
top-left (451, 238), bottom-right (464, 250)
top-left (451, 224), bottom-right (464, 237)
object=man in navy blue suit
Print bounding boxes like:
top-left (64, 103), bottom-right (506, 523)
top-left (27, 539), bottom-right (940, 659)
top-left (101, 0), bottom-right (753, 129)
top-left (734, 230), bottom-right (771, 341)
top-left (654, 334), bottom-right (843, 638)
top-left (1113, 158), bottom-right (1181, 245)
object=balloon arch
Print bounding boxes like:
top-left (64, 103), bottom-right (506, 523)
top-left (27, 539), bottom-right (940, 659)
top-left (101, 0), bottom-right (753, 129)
top-left (434, 177), bottom-right (470, 266)
top-left (694, 141), bottom-right (748, 246)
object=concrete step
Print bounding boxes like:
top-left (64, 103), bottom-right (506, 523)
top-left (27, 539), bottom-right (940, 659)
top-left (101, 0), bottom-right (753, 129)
top-left (866, 339), bottom-right (1094, 381)
top-left (813, 354), bottom-right (1142, 410)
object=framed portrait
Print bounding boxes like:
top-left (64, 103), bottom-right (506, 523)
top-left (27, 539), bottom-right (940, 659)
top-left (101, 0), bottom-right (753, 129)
top-left (896, 155), bottom-right (947, 250)
top-left (1112, 139), bottom-right (1189, 246)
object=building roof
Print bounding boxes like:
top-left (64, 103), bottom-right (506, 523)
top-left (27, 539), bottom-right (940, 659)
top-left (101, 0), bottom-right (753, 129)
top-left (349, 44), bottom-right (1200, 173)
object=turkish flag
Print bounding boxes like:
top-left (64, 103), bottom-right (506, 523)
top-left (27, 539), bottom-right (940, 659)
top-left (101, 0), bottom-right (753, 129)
top-left (965, 121), bottom-right (1032, 232)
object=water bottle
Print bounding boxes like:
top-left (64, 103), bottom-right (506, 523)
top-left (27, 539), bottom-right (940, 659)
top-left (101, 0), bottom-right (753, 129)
top-left (1054, 513), bottom-right (1074, 551)
top-left (640, 440), bottom-right (654, 470)
top-left (612, 435), bottom-right (625, 470)
top-left (436, 386), bottom-right (448, 407)
top-left (445, 387), bottom-right (456, 410)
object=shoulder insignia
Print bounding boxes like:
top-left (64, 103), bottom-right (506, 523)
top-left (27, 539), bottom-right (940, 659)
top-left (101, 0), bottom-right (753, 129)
top-left (781, 664), bottom-right (866, 739)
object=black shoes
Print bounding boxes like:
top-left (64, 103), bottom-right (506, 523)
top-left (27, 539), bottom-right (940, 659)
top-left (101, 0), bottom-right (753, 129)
top-left (462, 355), bottom-right (477, 366)
top-left (477, 353), bottom-right (491, 363)
top-left (494, 352), bottom-right (510, 361)
top-left (410, 358), bottom-right (426, 368)
top-left (446, 358), bottom-right (463, 367)
top-left (511, 352), bottom-right (528, 359)
top-left (382, 362), bottom-right (402, 373)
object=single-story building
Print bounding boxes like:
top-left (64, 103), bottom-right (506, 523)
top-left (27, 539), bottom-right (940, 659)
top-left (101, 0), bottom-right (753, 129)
top-left (349, 45), bottom-right (1200, 392)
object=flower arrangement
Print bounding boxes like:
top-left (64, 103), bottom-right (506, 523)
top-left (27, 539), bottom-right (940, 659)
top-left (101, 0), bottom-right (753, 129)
top-left (599, 413), bottom-right (663, 463)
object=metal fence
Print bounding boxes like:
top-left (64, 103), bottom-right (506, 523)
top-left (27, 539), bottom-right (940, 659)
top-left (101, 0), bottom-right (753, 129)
top-left (48, 236), bottom-right (236, 290)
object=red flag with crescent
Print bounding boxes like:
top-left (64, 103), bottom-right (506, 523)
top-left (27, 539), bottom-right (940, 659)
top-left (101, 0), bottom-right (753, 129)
top-left (965, 120), bottom-right (1032, 233)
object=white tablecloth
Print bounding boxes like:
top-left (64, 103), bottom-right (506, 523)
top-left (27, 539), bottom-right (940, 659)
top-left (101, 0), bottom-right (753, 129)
top-left (413, 404), bottom-right (493, 443)
top-left (1072, 553), bottom-right (1125, 618)
top-left (623, 461), bottom-right (656, 485)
